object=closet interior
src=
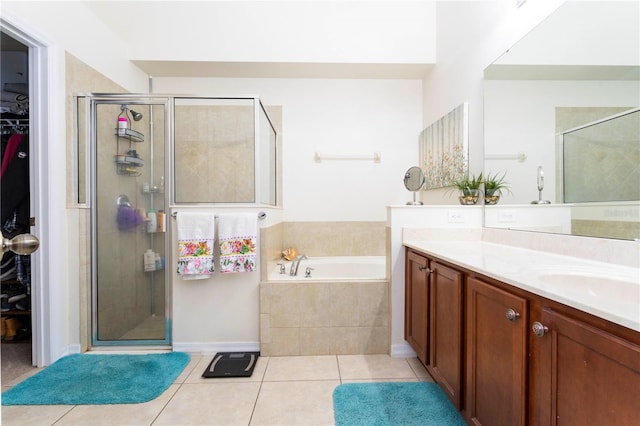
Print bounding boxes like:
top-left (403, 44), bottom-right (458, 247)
top-left (1, 30), bottom-right (33, 383)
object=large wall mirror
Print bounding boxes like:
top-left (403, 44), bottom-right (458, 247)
top-left (483, 1), bottom-right (639, 240)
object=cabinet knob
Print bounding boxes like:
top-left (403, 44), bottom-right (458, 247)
top-left (505, 308), bottom-right (520, 322)
top-left (532, 321), bottom-right (549, 337)
top-left (418, 265), bottom-right (431, 274)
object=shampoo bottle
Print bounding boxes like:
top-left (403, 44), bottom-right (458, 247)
top-left (157, 210), bottom-right (165, 232)
top-left (117, 117), bottom-right (128, 136)
top-left (143, 249), bottom-right (155, 271)
top-left (147, 209), bottom-right (157, 233)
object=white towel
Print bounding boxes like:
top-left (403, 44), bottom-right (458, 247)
top-left (176, 212), bottom-right (215, 280)
top-left (218, 213), bottom-right (258, 273)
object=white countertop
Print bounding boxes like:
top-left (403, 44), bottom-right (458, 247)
top-left (403, 240), bottom-right (640, 332)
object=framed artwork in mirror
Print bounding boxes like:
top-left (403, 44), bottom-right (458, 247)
top-left (421, 102), bottom-right (469, 190)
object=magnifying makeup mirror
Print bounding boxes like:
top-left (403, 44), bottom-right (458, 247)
top-left (404, 166), bottom-right (425, 205)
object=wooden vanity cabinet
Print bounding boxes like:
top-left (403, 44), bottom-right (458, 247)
top-left (404, 246), bottom-right (640, 425)
top-left (428, 261), bottom-right (463, 409)
top-left (404, 249), bottom-right (430, 366)
top-left (529, 305), bottom-right (640, 426)
top-left (465, 276), bottom-right (528, 426)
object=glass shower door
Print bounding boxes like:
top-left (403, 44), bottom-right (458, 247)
top-left (91, 98), bottom-right (170, 346)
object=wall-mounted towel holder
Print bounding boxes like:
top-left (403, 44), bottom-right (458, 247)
top-left (314, 151), bottom-right (381, 163)
top-left (484, 152), bottom-right (527, 162)
top-left (171, 211), bottom-right (267, 220)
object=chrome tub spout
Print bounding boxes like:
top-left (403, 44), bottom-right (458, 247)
top-left (290, 254), bottom-right (308, 276)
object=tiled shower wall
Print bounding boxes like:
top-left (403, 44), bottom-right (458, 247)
top-left (66, 52), bottom-right (128, 351)
top-left (174, 104), bottom-right (254, 203)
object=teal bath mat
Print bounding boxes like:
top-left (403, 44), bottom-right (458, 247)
top-left (2, 352), bottom-right (190, 405)
top-left (333, 381), bottom-right (466, 426)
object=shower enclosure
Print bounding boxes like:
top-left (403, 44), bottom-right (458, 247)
top-left (79, 94), bottom-right (276, 347)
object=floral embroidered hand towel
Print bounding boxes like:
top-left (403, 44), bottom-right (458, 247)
top-left (176, 212), bottom-right (215, 280)
top-left (218, 213), bottom-right (257, 273)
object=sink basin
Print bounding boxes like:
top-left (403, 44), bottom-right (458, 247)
top-left (532, 265), bottom-right (639, 313)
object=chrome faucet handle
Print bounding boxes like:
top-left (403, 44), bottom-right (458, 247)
top-left (277, 263), bottom-right (286, 274)
top-left (304, 267), bottom-right (314, 278)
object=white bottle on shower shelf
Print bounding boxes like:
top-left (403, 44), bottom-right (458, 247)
top-left (147, 209), bottom-right (157, 233)
top-left (117, 117), bottom-right (128, 136)
top-left (143, 249), bottom-right (155, 272)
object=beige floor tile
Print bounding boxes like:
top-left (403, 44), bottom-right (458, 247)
top-left (406, 356), bottom-right (435, 381)
top-left (250, 380), bottom-right (339, 425)
top-left (153, 382), bottom-right (261, 426)
top-left (263, 356), bottom-right (339, 381)
top-left (184, 354), bottom-right (268, 383)
top-left (337, 354), bottom-right (417, 380)
top-left (1, 405), bottom-right (74, 426)
top-left (53, 384), bottom-right (180, 425)
top-left (175, 354), bottom-right (204, 383)
top-left (341, 378), bottom-right (418, 383)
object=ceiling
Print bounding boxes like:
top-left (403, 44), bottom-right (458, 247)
top-left (84, 1), bottom-right (436, 80)
top-left (132, 60), bottom-right (433, 79)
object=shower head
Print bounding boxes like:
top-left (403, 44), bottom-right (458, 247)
top-left (119, 104), bottom-right (143, 121)
top-left (130, 109), bottom-right (143, 121)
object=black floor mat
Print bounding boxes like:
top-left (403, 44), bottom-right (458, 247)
top-left (202, 352), bottom-right (260, 378)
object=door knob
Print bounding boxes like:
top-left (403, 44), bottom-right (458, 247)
top-left (2, 233), bottom-right (40, 257)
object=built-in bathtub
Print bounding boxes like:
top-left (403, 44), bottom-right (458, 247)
top-left (268, 256), bottom-right (386, 281)
top-left (260, 256), bottom-right (389, 356)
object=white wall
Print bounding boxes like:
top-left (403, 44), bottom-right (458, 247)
top-left (85, 1), bottom-right (436, 65)
top-left (153, 77), bottom-right (423, 222)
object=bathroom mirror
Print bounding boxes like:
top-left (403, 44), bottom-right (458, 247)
top-left (404, 166), bottom-right (425, 205)
top-left (483, 1), bottom-right (639, 240)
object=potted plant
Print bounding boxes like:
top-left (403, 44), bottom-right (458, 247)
top-left (483, 171), bottom-right (511, 204)
top-left (449, 172), bottom-right (483, 205)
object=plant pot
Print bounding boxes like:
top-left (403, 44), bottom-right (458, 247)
top-left (484, 194), bottom-right (500, 205)
top-left (458, 189), bottom-right (479, 205)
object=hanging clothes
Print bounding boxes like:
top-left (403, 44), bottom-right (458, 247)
top-left (1, 131), bottom-right (29, 239)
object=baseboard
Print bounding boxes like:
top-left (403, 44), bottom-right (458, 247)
top-left (173, 341), bottom-right (260, 355)
top-left (390, 342), bottom-right (417, 358)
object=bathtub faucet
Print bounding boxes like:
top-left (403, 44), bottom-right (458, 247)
top-left (290, 254), bottom-right (308, 276)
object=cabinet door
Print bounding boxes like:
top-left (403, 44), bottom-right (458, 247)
top-left (405, 249), bottom-right (430, 366)
top-left (466, 277), bottom-right (528, 426)
top-left (531, 307), bottom-right (640, 426)
top-left (428, 261), bottom-right (463, 409)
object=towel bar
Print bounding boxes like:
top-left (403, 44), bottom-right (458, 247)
top-left (171, 211), bottom-right (266, 220)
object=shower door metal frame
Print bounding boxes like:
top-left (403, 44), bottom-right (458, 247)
top-left (88, 94), bottom-right (173, 348)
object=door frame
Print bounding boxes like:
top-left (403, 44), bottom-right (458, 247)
top-left (1, 14), bottom-right (57, 367)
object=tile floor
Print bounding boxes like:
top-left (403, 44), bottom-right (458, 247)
top-left (1, 354), bottom-right (434, 425)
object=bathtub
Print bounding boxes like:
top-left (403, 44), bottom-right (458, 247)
top-left (261, 255), bottom-right (390, 356)
top-left (267, 256), bottom-right (386, 281)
